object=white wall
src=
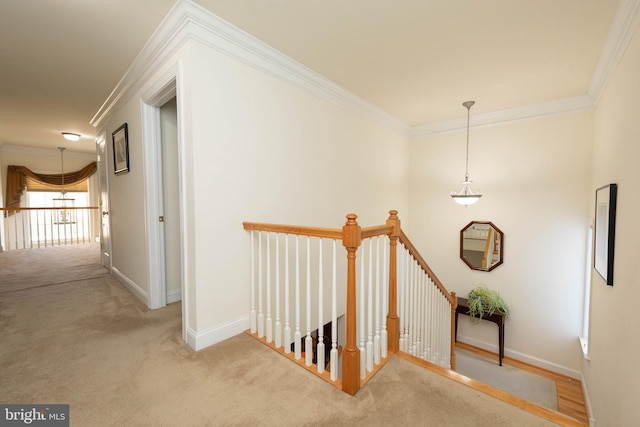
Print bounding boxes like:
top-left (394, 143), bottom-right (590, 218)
top-left (409, 110), bottom-right (593, 373)
top-left (98, 32), bottom-right (409, 348)
top-left (103, 99), bottom-right (152, 295)
top-left (187, 40), bottom-right (409, 340)
top-left (585, 22), bottom-right (640, 427)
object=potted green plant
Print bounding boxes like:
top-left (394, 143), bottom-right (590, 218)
top-left (467, 286), bottom-right (509, 322)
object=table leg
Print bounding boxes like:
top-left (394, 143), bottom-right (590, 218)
top-left (454, 312), bottom-right (459, 342)
top-left (498, 320), bottom-right (504, 366)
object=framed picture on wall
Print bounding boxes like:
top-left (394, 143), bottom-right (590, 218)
top-left (112, 123), bottom-right (130, 175)
top-left (594, 183), bottom-right (617, 286)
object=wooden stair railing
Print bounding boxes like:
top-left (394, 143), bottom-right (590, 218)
top-left (397, 227), bottom-right (458, 370)
top-left (243, 210), bottom-right (456, 395)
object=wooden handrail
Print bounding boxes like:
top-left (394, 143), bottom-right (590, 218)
top-left (242, 221), bottom-right (342, 240)
top-left (398, 229), bottom-right (456, 306)
top-left (481, 228), bottom-right (493, 269)
top-left (0, 206), bottom-right (99, 211)
top-left (361, 224), bottom-right (394, 239)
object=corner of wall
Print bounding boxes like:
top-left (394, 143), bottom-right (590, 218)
top-left (186, 315), bottom-right (250, 351)
top-left (111, 267), bottom-right (148, 305)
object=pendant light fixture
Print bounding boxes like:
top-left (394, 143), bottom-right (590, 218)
top-left (53, 147), bottom-right (75, 224)
top-left (451, 100), bottom-right (482, 205)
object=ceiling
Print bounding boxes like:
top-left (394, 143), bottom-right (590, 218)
top-left (0, 0), bottom-right (623, 154)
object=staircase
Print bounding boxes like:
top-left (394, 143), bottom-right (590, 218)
top-left (243, 210), bottom-right (457, 395)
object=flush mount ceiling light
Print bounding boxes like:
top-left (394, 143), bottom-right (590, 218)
top-left (61, 132), bottom-right (81, 141)
top-left (451, 100), bottom-right (482, 206)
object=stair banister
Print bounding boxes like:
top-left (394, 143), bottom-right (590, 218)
top-left (397, 228), bottom-right (458, 369)
top-left (243, 210), bottom-right (457, 393)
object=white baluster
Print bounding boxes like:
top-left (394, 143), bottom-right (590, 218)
top-left (411, 261), bottom-right (417, 356)
top-left (317, 238), bottom-right (325, 373)
top-left (294, 235), bottom-right (301, 359)
top-left (250, 231), bottom-right (256, 333)
top-left (406, 257), bottom-right (412, 355)
top-left (398, 246), bottom-right (406, 352)
top-left (425, 277), bottom-right (429, 361)
top-left (330, 239), bottom-right (338, 381)
top-left (435, 289), bottom-right (441, 365)
top-left (275, 233), bottom-right (282, 348)
top-left (305, 236), bottom-right (313, 367)
top-left (405, 246), bottom-right (411, 352)
top-left (284, 235), bottom-right (291, 354)
top-left (425, 279), bottom-right (438, 362)
top-left (373, 236), bottom-right (381, 365)
top-left (445, 295), bottom-right (450, 367)
top-left (359, 245), bottom-right (366, 380)
top-left (258, 232), bottom-right (264, 338)
top-left (381, 235), bottom-right (388, 359)
top-left (266, 232), bottom-right (272, 343)
top-left (416, 268), bottom-right (423, 360)
top-left (366, 238), bottom-right (374, 372)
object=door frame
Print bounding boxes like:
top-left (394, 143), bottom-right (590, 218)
top-left (96, 132), bottom-right (112, 270)
top-left (141, 63), bottom-right (188, 342)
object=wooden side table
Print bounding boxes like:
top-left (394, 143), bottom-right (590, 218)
top-left (454, 297), bottom-right (505, 366)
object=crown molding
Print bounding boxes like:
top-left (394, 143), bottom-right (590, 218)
top-left (90, 0), bottom-right (192, 128)
top-left (0, 144), bottom-right (95, 160)
top-left (91, 0), bottom-right (640, 138)
top-left (410, 95), bottom-right (596, 137)
top-left (588, 0), bottom-right (640, 102)
top-left (90, 0), bottom-right (410, 134)
top-left (410, 0), bottom-right (640, 137)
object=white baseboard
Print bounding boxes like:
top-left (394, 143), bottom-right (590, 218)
top-left (166, 289), bottom-right (182, 304)
top-left (581, 372), bottom-right (597, 427)
top-left (186, 315), bottom-right (251, 351)
top-left (457, 334), bottom-right (582, 379)
top-left (111, 266), bottom-right (148, 305)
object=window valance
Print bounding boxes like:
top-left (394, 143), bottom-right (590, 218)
top-left (5, 162), bottom-right (97, 212)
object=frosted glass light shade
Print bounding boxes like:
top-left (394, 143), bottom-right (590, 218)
top-left (62, 132), bottom-right (81, 141)
top-left (451, 180), bottom-right (482, 205)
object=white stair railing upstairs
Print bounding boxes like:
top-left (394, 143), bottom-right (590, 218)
top-left (243, 210), bottom-right (457, 395)
top-left (397, 229), bottom-right (457, 370)
top-left (1, 206), bottom-right (99, 250)
top-left (246, 225), bottom-right (345, 382)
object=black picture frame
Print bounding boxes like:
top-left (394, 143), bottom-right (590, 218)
top-left (112, 123), bottom-right (129, 175)
top-left (594, 183), bottom-right (617, 286)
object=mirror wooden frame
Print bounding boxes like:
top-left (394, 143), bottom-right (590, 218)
top-left (460, 221), bottom-right (504, 272)
top-left (594, 183), bottom-right (617, 286)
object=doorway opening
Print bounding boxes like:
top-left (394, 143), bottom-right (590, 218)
top-left (142, 72), bottom-right (187, 344)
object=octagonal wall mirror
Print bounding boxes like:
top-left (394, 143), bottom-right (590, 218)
top-left (460, 221), bottom-right (504, 272)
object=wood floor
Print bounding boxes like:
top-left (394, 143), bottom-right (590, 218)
top-left (455, 342), bottom-right (589, 426)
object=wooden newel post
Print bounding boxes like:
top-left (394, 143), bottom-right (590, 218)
top-left (450, 291), bottom-right (458, 370)
top-left (386, 210), bottom-right (400, 354)
top-left (342, 214), bottom-right (361, 395)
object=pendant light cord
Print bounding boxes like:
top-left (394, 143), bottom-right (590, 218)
top-left (462, 100), bottom-right (474, 181)
top-left (59, 147), bottom-right (66, 197)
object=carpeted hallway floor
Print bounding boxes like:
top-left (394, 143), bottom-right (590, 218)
top-left (0, 245), bottom-right (565, 426)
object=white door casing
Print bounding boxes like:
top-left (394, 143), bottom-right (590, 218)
top-left (97, 133), bottom-right (112, 269)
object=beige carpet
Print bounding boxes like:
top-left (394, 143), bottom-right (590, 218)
top-left (0, 248), bottom-right (561, 426)
top-left (0, 243), bottom-right (108, 293)
top-left (456, 348), bottom-right (558, 410)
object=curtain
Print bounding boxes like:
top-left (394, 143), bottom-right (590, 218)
top-left (5, 162), bottom-right (97, 214)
